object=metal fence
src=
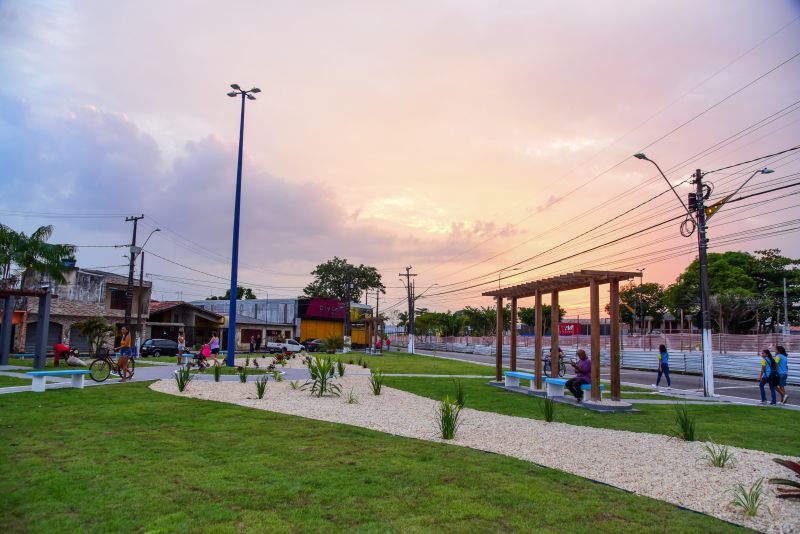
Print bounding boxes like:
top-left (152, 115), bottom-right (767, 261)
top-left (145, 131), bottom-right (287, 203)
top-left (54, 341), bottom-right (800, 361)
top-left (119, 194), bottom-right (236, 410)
top-left (390, 334), bottom-right (799, 385)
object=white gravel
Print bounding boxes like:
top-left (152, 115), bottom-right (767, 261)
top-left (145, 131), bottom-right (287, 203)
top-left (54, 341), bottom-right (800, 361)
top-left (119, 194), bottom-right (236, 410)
top-left (151, 371), bottom-right (799, 533)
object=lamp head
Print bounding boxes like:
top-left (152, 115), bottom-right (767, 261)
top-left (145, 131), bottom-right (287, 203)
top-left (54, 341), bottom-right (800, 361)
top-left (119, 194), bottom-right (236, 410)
top-left (227, 92), bottom-right (237, 97)
top-left (250, 87), bottom-right (261, 93)
top-left (761, 167), bottom-right (774, 174)
top-left (633, 153), bottom-right (649, 161)
top-left (230, 83), bottom-right (241, 90)
top-left (246, 94), bottom-right (256, 100)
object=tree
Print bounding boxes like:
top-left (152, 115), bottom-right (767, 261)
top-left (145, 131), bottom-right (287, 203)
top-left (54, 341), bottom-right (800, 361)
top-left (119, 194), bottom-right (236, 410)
top-left (302, 257), bottom-right (384, 302)
top-left (518, 304), bottom-right (566, 334)
top-left (0, 224), bottom-right (75, 288)
top-left (72, 317), bottom-right (117, 355)
top-left (206, 286), bottom-right (257, 300)
top-left (607, 282), bottom-right (666, 331)
top-left (396, 311), bottom-right (408, 333)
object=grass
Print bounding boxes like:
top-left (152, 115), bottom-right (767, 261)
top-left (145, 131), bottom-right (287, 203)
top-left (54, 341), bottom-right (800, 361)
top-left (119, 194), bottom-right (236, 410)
top-left (383, 377), bottom-right (800, 455)
top-left (730, 479), bottom-right (764, 517)
top-left (9, 357), bottom-right (157, 369)
top-left (703, 442), bottom-right (735, 468)
top-left (0, 382), bottom-right (747, 533)
top-left (0, 375), bottom-right (32, 387)
top-left (437, 395), bottom-right (462, 439)
top-left (673, 405), bottom-right (697, 441)
top-left (352, 352), bottom-right (496, 375)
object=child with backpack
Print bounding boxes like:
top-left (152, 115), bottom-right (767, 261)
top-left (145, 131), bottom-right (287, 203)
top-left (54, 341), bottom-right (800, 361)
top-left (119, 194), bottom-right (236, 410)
top-left (758, 349), bottom-right (779, 406)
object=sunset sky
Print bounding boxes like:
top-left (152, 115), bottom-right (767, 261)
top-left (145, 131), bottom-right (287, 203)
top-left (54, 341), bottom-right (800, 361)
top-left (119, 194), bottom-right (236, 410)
top-left (1, 0), bottom-right (799, 318)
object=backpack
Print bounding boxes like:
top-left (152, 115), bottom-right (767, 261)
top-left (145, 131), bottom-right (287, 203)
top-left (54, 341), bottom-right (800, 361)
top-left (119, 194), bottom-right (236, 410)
top-left (767, 355), bottom-right (780, 386)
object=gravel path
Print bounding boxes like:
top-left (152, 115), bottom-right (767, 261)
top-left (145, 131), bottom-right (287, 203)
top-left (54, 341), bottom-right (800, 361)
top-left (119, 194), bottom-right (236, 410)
top-left (151, 370), bottom-right (799, 533)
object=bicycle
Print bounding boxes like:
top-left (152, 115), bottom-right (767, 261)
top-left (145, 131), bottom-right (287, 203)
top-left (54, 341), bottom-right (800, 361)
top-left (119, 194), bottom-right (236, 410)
top-left (543, 353), bottom-right (566, 377)
top-left (89, 348), bottom-right (136, 382)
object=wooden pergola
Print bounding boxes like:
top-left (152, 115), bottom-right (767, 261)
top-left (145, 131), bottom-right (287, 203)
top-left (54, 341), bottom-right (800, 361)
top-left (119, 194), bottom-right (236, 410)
top-left (482, 270), bottom-right (640, 401)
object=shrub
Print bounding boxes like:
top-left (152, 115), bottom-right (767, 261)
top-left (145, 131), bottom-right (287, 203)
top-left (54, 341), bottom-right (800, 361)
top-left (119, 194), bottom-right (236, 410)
top-left (349, 359), bottom-right (354, 365)
top-left (362, 360), bottom-right (368, 369)
top-left (322, 335), bottom-right (344, 354)
top-left (213, 364), bottom-right (222, 382)
top-left (255, 374), bottom-right (269, 399)
top-left (238, 366), bottom-right (248, 383)
top-left (174, 367), bottom-right (193, 392)
top-left (245, 357), bottom-right (250, 368)
top-left (271, 370), bottom-right (283, 382)
top-left (770, 458), bottom-right (800, 499)
top-left (452, 379), bottom-right (465, 407)
top-left (703, 441), bottom-right (735, 468)
top-left (346, 388), bottom-right (359, 404)
top-left (437, 395), bottom-right (462, 440)
top-left (337, 359), bottom-right (345, 377)
top-left (369, 370), bottom-right (384, 395)
top-left (541, 397), bottom-right (556, 423)
top-left (302, 356), bottom-right (341, 397)
top-left (673, 405), bottom-right (696, 441)
top-left (730, 479), bottom-right (764, 517)
top-left (289, 380), bottom-right (300, 390)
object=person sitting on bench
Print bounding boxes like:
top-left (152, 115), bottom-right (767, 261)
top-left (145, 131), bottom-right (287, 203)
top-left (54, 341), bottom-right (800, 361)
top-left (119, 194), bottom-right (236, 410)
top-left (565, 349), bottom-right (591, 403)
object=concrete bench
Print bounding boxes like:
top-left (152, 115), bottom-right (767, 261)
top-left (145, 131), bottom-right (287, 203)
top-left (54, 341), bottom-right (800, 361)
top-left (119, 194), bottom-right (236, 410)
top-left (504, 371), bottom-right (537, 390)
top-left (544, 377), bottom-right (605, 398)
top-left (27, 370), bottom-right (91, 392)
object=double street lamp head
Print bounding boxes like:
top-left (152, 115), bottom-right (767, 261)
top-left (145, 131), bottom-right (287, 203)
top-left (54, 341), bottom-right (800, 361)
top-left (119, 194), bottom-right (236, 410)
top-left (633, 152), bottom-right (650, 161)
top-left (228, 84), bottom-right (261, 99)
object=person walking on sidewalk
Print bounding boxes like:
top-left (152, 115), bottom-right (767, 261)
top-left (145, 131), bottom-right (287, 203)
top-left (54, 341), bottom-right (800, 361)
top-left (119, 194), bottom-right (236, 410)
top-left (775, 345), bottom-right (790, 404)
top-left (758, 349), bottom-right (779, 405)
top-left (652, 344), bottom-right (671, 389)
top-left (176, 330), bottom-right (186, 365)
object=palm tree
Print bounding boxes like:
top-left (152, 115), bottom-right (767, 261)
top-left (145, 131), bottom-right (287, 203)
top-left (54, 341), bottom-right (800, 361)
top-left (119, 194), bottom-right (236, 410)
top-left (6, 225), bottom-right (76, 289)
top-left (0, 224), bottom-right (21, 288)
top-left (72, 317), bottom-right (117, 355)
top-left (397, 311), bottom-right (409, 333)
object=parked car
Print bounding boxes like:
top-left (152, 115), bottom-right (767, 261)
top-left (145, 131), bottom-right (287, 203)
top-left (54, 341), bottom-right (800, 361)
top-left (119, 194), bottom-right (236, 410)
top-left (140, 338), bottom-right (179, 357)
top-left (266, 338), bottom-right (305, 353)
top-left (302, 339), bottom-right (323, 352)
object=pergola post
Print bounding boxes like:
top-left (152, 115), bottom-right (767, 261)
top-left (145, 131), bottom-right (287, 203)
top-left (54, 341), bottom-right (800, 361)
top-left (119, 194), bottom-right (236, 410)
top-left (550, 290), bottom-right (559, 377)
top-left (510, 297), bottom-right (517, 371)
top-left (0, 296), bottom-right (14, 365)
top-left (589, 278), bottom-right (601, 401)
top-left (34, 291), bottom-right (52, 370)
top-left (534, 289), bottom-right (543, 389)
top-left (609, 279), bottom-right (621, 401)
top-left (495, 296), bottom-right (503, 381)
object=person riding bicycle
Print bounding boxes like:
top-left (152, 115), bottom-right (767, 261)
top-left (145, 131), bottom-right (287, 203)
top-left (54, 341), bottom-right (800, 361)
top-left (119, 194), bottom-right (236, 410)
top-left (114, 326), bottom-right (133, 382)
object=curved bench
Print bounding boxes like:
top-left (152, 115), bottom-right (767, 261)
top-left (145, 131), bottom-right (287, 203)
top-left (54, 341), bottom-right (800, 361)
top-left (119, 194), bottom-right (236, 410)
top-left (27, 370), bottom-right (91, 392)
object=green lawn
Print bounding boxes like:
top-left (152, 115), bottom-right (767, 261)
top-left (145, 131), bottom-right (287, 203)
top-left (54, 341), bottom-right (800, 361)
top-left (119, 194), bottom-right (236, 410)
top-left (0, 382), bottom-right (746, 533)
top-left (384, 377), bottom-right (800, 456)
top-left (345, 352), bottom-right (496, 375)
top-left (0, 375), bottom-right (30, 387)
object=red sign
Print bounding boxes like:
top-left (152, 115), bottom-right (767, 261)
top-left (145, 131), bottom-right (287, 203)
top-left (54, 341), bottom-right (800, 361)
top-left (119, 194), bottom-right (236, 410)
top-left (299, 298), bottom-right (346, 320)
top-left (559, 323), bottom-right (580, 336)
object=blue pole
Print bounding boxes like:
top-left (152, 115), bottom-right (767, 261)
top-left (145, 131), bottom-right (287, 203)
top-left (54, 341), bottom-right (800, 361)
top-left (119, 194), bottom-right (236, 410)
top-left (227, 92), bottom-right (247, 367)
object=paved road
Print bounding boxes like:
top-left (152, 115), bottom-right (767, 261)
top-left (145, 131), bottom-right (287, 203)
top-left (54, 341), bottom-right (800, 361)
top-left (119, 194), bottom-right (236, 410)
top-left (410, 347), bottom-right (798, 406)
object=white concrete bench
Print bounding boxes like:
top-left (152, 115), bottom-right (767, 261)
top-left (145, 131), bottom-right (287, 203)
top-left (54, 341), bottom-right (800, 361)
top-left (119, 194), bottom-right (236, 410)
top-left (544, 377), bottom-right (605, 398)
top-left (503, 371), bottom-right (538, 390)
top-left (27, 370), bottom-right (91, 392)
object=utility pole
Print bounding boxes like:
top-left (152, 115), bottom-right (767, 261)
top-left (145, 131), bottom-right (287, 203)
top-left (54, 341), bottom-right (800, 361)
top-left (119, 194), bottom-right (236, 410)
top-left (784, 277), bottom-right (790, 335)
top-left (124, 215), bottom-right (144, 328)
top-left (399, 267), bottom-right (417, 354)
top-left (692, 169), bottom-right (714, 397)
top-left (375, 289), bottom-right (380, 352)
top-left (135, 251), bottom-right (145, 355)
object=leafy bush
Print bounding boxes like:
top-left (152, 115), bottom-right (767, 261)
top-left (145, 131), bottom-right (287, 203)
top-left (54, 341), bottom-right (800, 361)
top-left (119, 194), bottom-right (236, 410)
top-left (346, 388), bottom-right (359, 404)
top-left (302, 356), bottom-right (341, 397)
top-left (452, 379), bottom-right (465, 407)
top-left (541, 397), bottom-right (556, 423)
top-left (771, 458), bottom-right (800, 499)
top-left (289, 380), bottom-right (300, 390)
top-left (322, 335), bottom-right (344, 354)
top-left (72, 317), bottom-right (117, 355)
top-left (238, 366), bottom-right (248, 383)
top-left (213, 364), bottom-right (221, 382)
top-left (437, 395), bottom-right (462, 440)
top-left (673, 405), bottom-right (696, 441)
top-left (703, 441), bottom-right (735, 468)
top-left (255, 374), bottom-right (268, 399)
top-left (369, 370), bottom-right (384, 395)
top-left (271, 370), bottom-right (283, 382)
top-left (174, 367), bottom-right (193, 392)
top-left (337, 359), bottom-right (345, 377)
top-left (730, 479), bottom-right (764, 517)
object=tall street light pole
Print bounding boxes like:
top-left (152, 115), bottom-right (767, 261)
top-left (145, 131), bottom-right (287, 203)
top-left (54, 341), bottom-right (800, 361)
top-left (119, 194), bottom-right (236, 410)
top-left (635, 152), bottom-right (772, 397)
top-left (225, 83), bottom-right (260, 367)
top-left (135, 228), bottom-right (160, 353)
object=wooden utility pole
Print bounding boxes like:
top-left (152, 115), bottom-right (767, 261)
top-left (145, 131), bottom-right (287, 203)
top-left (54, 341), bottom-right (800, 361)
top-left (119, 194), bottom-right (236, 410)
top-left (124, 215), bottom-right (144, 327)
top-left (398, 267), bottom-right (417, 353)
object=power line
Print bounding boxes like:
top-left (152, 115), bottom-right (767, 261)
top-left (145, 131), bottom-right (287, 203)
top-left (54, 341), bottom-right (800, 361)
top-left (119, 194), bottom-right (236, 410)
top-left (705, 144), bottom-right (800, 174)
